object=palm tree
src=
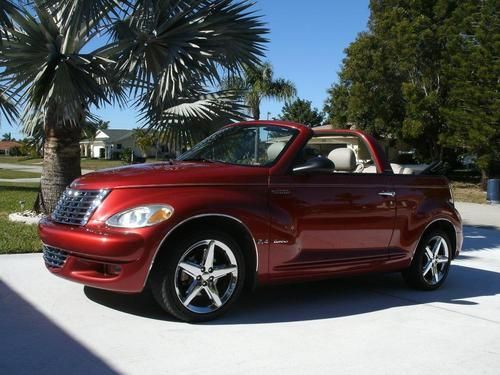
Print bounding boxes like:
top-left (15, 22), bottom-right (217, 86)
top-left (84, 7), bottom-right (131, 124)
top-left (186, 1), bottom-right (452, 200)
top-left (133, 128), bottom-right (155, 158)
top-left (0, 0), bottom-right (267, 214)
top-left (224, 62), bottom-right (296, 120)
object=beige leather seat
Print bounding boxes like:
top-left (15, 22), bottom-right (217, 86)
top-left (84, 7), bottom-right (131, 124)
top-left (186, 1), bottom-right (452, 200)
top-left (400, 167), bottom-right (414, 175)
top-left (328, 148), bottom-right (356, 173)
top-left (267, 142), bottom-right (286, 162)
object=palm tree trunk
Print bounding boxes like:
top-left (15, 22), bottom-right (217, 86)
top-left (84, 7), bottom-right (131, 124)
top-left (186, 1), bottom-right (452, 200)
top-left (252, 105), bottom-right (260, 120)
top-left (35, 106), bottom-right (82, 214)
top-left (480, 168), bottom-right (489, 191)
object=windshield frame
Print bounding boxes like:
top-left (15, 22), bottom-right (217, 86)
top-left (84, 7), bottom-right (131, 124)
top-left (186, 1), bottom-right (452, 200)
top-left (177, 124), bottom-right (300, 168)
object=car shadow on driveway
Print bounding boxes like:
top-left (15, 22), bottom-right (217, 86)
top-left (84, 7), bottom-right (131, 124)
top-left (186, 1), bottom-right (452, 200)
top-left (84, 226), bottom-right (500, 325)
top-left (0, 280), bottom-right (118, 374)
top-left (84, 264), bottom-right (500, 325)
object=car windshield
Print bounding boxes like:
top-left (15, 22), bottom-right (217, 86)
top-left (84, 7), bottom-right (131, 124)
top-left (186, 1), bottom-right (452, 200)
top-left (178, 125), bottom-right (298, 166)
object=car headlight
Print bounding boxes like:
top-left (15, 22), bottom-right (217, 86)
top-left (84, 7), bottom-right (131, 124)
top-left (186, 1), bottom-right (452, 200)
top-left (106, 205), bottom-right (174, 228)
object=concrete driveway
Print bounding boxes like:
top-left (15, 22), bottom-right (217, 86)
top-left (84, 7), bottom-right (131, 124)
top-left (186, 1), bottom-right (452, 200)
top-left (1, 227), bottom-right (499, 374)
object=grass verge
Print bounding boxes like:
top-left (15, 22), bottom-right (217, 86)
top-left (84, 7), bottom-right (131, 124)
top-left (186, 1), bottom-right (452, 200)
top-left (450, 181), bottom-right (486, 204)
top-left (0, 156), bottom-right (43, 164)
top-left (0, 182), bottom-right (41, 254)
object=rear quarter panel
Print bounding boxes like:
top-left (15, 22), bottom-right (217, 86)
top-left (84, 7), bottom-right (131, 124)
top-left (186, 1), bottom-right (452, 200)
top-left (387, 174), bottom-right (462, 268)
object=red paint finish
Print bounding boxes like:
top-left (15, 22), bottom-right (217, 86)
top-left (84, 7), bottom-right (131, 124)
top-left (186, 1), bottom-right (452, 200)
top-left (39, 121), bottom-right (462, 292)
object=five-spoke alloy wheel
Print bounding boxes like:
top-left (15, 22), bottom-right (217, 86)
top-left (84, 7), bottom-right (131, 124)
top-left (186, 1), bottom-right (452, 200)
top-left (175, 239), bottom-right (239, 314)
top-left (403, 230), bottom-right (452, 290)
top-left (151, 230), bottom-right (245, 322)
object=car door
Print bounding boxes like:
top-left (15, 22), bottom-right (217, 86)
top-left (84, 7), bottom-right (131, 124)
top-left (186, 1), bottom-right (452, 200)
top-left (268, 143), bottom-right (396, 281)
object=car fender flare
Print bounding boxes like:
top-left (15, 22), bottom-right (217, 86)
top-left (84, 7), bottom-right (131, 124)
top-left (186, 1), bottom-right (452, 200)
top-left (144, 213), bottom-right (259, 289)
top-left (410, 217), bottom-right (457, 261)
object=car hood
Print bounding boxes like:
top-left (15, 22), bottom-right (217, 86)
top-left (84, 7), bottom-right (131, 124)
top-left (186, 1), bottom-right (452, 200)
top-left (71, 161), bottom-right (268, 190)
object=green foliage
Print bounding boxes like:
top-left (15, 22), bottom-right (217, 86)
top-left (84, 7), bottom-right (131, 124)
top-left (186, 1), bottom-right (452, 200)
top-left (324, 0), bottom-right (499, 176)
top-left (133, 129), bottom-right (155, 156)
top-left (17, 140), bottom-right (40, 158)
top-left (440, 0), bottom-right (499, 178)
top-left (223, 62), bottom-right (296, 120)
top-left (279, 98), bottom-right (324, 127)
top-left (120, 148), bottom-right (133, 164)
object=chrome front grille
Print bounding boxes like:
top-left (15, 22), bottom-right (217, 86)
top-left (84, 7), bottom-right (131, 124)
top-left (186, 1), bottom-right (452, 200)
top-left (43, 245), bottom-right (69, 268)
top-left (52, 188), bottom-right (109, 226)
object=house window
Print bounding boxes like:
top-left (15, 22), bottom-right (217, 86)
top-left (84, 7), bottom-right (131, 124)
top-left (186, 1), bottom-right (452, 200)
top-left (116, 144), bottom-right (122, 150)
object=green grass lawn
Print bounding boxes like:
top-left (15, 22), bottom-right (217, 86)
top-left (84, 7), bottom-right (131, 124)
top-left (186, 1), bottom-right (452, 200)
top-left (0, 168), bottom-right (41, 179)
top-left (0, 182), bottom-right (41, 254)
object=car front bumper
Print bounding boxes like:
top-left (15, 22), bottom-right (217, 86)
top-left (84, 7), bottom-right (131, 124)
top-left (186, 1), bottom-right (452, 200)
top-left (38, 217), bottom-right (166, 293)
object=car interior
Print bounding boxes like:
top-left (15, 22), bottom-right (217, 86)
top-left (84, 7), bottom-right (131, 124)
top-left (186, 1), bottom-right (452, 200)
top-left (290, 134), bottom-right (415, 174)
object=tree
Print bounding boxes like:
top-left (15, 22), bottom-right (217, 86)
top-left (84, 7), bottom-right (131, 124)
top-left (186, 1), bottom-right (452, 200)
top-left (0, 1), bottom-right (267, 214)
top-left (325, 0), bottom-right (499, 182)
top-left (441, 0), bottom-right (499, 185)
top-left (224, 62), bottom-right (296, 120)
top-left (133, 128), bottom-right (155, 157)
top-left (279, 98), bottom-right (324, 127)
top-left (2, 132), bottom-right (12, 141)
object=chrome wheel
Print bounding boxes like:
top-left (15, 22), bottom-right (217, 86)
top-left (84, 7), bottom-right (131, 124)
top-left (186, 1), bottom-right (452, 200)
top-left (174, 239), bottom-right (238, 314)
top-left (422, 235), bottom-right (449, 285)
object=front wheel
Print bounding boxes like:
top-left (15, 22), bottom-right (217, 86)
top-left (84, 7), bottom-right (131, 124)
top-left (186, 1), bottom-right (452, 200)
top-left (402, 230), bottom-right (452, 290)
top-left (150, 230), bottom-right (245, 322)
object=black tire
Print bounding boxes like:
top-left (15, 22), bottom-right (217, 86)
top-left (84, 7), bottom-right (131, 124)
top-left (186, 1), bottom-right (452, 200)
top-left (150, 230), bottom-right (246, 322)
top-left (402, 229), bottom-right (452, 290)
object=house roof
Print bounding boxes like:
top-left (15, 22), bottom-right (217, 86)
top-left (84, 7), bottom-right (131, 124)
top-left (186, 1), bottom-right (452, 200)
top-left (81, 129), bottom-right (134, 144)
top-left (0, 141), bottom-right (22, 150)
top-left (97, 129), bottom-right (133, 142)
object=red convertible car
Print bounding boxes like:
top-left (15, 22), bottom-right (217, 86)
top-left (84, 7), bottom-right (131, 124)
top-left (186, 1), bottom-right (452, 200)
top-left (39, 121), bottom-right (463, 322)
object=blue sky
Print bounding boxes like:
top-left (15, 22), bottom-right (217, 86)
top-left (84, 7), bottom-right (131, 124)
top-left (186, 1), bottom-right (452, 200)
top-left (6, 0), bottom-right (370, 139)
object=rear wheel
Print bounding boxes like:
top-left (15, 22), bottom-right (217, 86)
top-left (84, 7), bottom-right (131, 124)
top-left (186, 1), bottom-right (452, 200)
top-left (151, 230), bottom-right (245, 322)
top-left (403, 230), bottom-right (452, 290)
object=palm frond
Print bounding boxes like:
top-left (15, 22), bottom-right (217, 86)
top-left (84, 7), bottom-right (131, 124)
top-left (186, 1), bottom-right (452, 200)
top-left (265, 78), bottom-right (297, 101)
top-left (42, 0), bottom-right (124, 32)
top-left (220, 62), bottom-right (296, 119)
top-left (0, 0), bottom-right (17, 31)
top-left (139, 88), bottom-right (247, 151)
top-left (112, 0), bottom-right (267, 111)
top-left (0, 84), bottom-right (18, 125)
top-left (2, 4), bottom-right (124, 127)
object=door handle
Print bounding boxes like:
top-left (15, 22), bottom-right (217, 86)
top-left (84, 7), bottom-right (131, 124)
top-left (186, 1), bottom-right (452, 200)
top-left (378, 191), bottom-right (396, 197)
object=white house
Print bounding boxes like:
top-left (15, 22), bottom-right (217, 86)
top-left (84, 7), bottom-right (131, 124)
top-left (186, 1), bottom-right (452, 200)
top-left (80, 129), bottom-right (160, 160)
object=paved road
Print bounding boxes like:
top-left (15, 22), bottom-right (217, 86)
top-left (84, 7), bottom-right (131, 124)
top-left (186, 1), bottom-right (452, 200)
top-left (1, 224), bottom-right (499, 375)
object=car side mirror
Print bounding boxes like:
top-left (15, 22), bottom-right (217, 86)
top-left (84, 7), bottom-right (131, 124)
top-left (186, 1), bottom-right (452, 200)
top-left (292, 156), bottom-right (335, 175)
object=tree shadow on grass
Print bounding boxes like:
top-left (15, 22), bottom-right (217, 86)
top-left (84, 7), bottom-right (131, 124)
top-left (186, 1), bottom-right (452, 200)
top-left (0, 280), bottom-right (118, 374)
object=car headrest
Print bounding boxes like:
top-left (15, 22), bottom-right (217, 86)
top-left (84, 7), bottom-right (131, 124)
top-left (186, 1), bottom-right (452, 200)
top-left (267, 142), bottom-right (286, 161)
top-left (328, 148), bottom-right (356, 172)
top-left (400, 167), bottom-right (414, 175)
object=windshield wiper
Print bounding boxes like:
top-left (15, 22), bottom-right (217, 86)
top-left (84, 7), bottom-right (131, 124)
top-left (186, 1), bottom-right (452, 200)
top-left (181, 157), bottom-right (216, 163)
